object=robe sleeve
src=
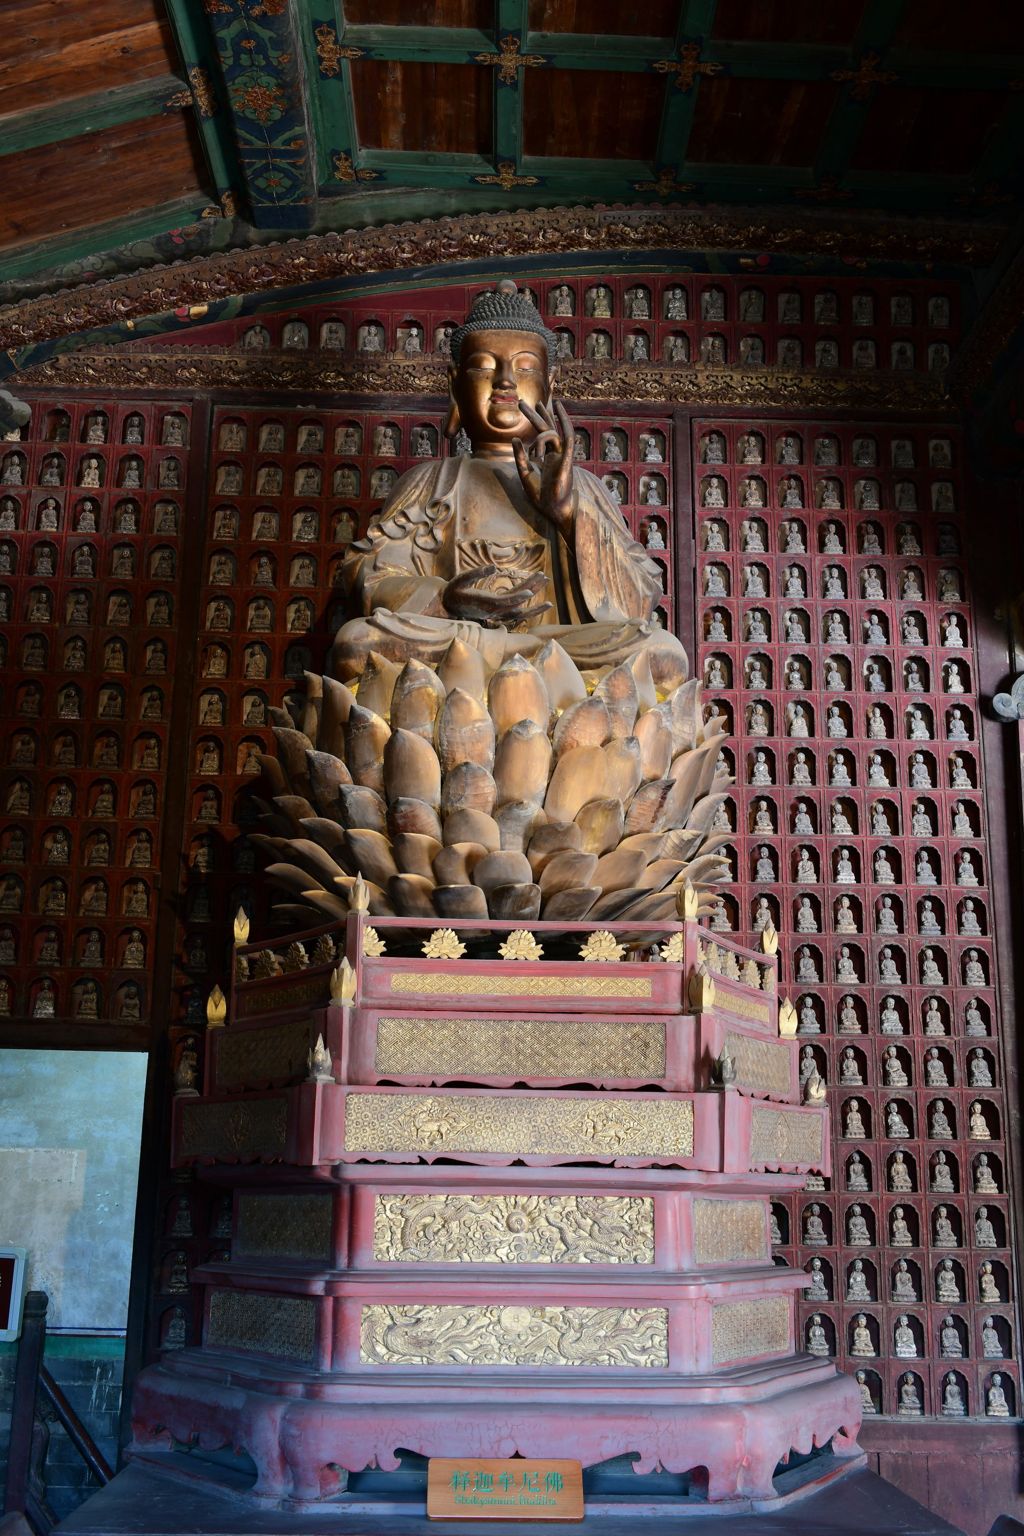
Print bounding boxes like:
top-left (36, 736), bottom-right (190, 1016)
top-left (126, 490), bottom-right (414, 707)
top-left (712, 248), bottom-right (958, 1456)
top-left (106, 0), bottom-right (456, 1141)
top-left (340, 460), bottom-right (456, 615)
top-left (571, 467), bottom-right (664, 623)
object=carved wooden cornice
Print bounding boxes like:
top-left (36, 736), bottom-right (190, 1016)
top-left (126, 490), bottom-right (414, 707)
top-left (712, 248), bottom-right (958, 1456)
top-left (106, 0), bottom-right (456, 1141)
top-left (13, 345), bottom-right (953, 414)
top-left (0, 204), bottom-right (1006, 354)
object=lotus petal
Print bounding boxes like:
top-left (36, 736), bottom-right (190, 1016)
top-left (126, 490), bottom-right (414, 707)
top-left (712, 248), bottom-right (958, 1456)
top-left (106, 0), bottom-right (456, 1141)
top-left (441, 762), bottom-right (496, 816)
top-left (388, 873), bottom-right (436, 917)
top-left (629, 648), bottom-right (658, 714)
top-left (488, 882), bottom-right (542, 921)
top-left (393, 832), bottom-right (442, 880)
top-left (338, 784), bottom-right (388, 832)
top-left (526, 821), bottom-right (582, 876)
top-left (495, 800), bottom-right (545, 853)
top-left (488, 654), bottom-right (550, 736)
top-left (306, 749), bottom-right (352, 815)
top-left (297, 816), bottom-right (347, 854)
top-left (318, 676), bottom-right (358, 757)
top-left (356, 651), bottom-right (402, 718)
top-left (588, 885), bottom-right (650, 920)
top-left (543, 745), bottom-right (606, 823)
top-left (388, 798), bottom-right (443, 841)
top-left (538, 849), bottom-right (599, 894)
top-left (299, 671), bottom-right (322, 743)
top-left (540, 887), bottom-right (599, 920)
top-left (634, 708), bottom-right (673, 781)
top-left (433, 884), bottom-right (489, 919)
top-left (443, 808), bottom-right (501, 851)
top-left (345, 705), bottom-right (391, 793)
top-left (390, 658), bottom-right (447, 740)
top-left (552, 697), bottom-right (610, 756)
top-left (437, 688), bottom-right (495, 774)
top-left (471, 849), bottom-right (534, 894)
top-left (292, 887), bottom-right (351, 922)
top-left (345, 828), bottom-right (399, 887)
top-left (272, 728), bottom-right (314, 796)
top-left (384, 728), bottom-right (442, 810)
top-left (602, 738), bottom-right (643, 807)
top-left (273, 794), bottom-right (318, 830)
top-left (592, 846), bottom-right (648, 894)
top-left (666, 678), bottom-right (702, 754)
top-left (438, 637), bottom-right (487, 698)
top-left (594, 662), bottom-right (638, 738)
top-left (574, 798), bottom-right (625, 856)
top-left (624, 778), bottom-right (675, 835)
top-left (493, 721), bottom-right (552, 807)
top-left (256, 754), bottom-right (289, 797)
top-left (432, 841), bottom-right (487, 887)
top-left (533, 640), bottom-right (587, 712)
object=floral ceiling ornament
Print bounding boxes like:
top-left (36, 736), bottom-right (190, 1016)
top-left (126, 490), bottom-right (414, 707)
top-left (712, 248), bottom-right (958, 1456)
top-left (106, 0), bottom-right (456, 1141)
top-left (499, 930), bottom-right (544, 962)
top-left (632, 167), bottom-right (697, 198)
top-left (830, 50), bottom-right (898, 101)
top-left (314, 23), bottom-right (364, 78)
top-left (652, 42), bottom-right (723, 93)
top-left (473, 161), bottom-right (541, 191)
top-left (332, 151), bottom-right (379, 184)
top-left (474, 35), bottom-right (547, 86)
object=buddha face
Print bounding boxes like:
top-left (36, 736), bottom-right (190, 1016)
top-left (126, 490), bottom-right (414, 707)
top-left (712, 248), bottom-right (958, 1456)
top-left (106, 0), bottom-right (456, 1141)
top-left (449, 329), bottom-right (552, 454)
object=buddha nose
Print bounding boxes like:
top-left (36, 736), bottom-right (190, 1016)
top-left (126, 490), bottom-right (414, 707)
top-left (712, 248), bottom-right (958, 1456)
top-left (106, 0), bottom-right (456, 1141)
top-left (493, 355), bottom-right (517, 390)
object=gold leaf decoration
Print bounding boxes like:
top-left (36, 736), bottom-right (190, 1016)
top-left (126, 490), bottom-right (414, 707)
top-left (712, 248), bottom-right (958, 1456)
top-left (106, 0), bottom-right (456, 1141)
top-left (778, 996), bottom-right (798, 1037)
top-left (421, 928), bottom-right (466, 960)
top-left (578, 930), bottom-right (624, 963)
top-left (233, 907), bottom-right (251, 945)
top-left (659, 930), bottom-right (686, 963)
top-left (206, 984), bottom-right (227, 1028)
top-left (330, 957), bottom-right (356, 1003)
top-left (498, 929), bottom-right (544, 962)
top-left (362, 925), bottom-right (386, 957)
top-left (760, 923), bottom-right (779, 956)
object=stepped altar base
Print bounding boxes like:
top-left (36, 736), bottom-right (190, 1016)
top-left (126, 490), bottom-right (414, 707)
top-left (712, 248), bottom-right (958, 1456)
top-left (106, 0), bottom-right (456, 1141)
top-left (131, 911), bottom-right (861, 1514)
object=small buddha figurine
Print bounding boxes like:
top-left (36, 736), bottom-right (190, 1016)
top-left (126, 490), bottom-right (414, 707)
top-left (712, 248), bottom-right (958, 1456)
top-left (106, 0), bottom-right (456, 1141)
top-left (847, 1205), bottom-right (870, 1246)
top-left (894, 1316), bottom-right (917, 1359)
top-left (975, 1153), bottom-right (998, 1194)
top-left (980, 1261), bottom-right (1001, 1303)
top-left (983, 1317), bottom-right (1004, 1359)
top-left (889, 1151), bottom-right (912, 1192)
top-left (975, 1207), bottom-right (998, 1248)
top-left (840, 1049), bottom-right (862, 1087)
top-left (942, 1374), bottom-right (966, 1418)
top-left (804, 1204), bottom-right (827, 1244)
top-left (844, 1099), bottom-right (866, 1139)
top-left (931, 1151), bottom-right (954, 1193)
top-left (936, 1258), bottom-right (961, 1303)
top-left (931, 1099), bottom-right (954, 1139)
top-left (969, 1100), bottom-right (991, 1140)
top-left (933, 1205), bottom-right (957, 1248)
top-left (887, 1102), bottom-right (911, 1138)
top-left (806, 1314), bottom-right (829, 1357)
top-left (898, 1373), bottom-right (922, 1418)
top-left (805, 1258), bottom-right (829, 1301)
top-left (987, 1375), bottom-right (1010, 1418)
top-left (891, 1206), bottom-right (912, 1246)
top-left (856, 1371), bottom-right (877, 1415)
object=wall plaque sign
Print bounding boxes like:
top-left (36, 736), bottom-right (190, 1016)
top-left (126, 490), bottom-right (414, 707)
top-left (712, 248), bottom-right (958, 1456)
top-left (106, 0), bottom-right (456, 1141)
top-left (428, 1459), bottom-right (583, 1522)
top-left (0, 1246), bottom-right (27, 1342)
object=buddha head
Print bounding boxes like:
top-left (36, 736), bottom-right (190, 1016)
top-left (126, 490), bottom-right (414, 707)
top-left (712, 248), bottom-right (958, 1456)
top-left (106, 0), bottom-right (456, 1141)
top-left (446, 280), bottom-right (558, 454)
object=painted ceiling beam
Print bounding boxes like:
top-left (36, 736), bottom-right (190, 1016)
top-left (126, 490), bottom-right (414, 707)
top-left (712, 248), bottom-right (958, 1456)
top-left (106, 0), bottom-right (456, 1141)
top-left (653, 0), bottom-right (720, 187)
top-left (491, 0), bottom-right (530, 168)
top-left (0, 194), bottom-right (217, 290)
top-left (200, 0), bottom-right (320, 229)
top-left (812, 0), bottom-right (906, 191)
top-left (162, 0), bottom-right (247, 212)
top-left (0, 77), bottom-right (188, 159)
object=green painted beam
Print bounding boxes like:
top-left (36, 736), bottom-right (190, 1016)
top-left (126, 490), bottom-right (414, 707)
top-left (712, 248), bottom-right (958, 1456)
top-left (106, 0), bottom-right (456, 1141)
top-left (339, 24), bottom-right (495, 58)
top-left (813, 0), bottom-right (905, 189)
top-left (0, 77), bottom-right (187, 158)
top-left (0, 194), bottom-right (217, 286)
top-left (162, 0), bottom-right (245, 203)
top-left (654, 0), bottom-right (720, 176)
top-left (493, 0), bottom-right (530, 166)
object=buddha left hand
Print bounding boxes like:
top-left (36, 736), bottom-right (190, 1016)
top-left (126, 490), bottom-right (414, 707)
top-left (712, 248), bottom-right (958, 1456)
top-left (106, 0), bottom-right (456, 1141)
top-left (513, 400), bottom-right (575, 535)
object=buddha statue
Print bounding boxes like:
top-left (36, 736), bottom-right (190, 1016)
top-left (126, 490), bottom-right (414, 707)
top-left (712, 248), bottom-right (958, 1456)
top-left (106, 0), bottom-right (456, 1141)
top-left (332, 281), bottom-right (686, 693)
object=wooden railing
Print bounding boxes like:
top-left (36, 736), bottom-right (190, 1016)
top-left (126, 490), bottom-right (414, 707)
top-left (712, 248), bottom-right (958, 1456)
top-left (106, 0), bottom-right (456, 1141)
top-left (2, 1293), bottom-right (112, 1534)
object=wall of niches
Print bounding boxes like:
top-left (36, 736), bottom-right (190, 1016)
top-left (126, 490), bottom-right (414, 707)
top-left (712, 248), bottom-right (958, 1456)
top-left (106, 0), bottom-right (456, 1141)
top-left (154, 271), bottom-right (960, 380)
top-left (0, 401), bottom-right (190, 1029)
top-left (693, 415), bottom-right (1016, 1422)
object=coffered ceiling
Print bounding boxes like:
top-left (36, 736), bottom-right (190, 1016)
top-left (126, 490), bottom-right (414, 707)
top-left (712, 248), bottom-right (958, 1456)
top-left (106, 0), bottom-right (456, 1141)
top-left (1, 0), bottom-right (1023, 304)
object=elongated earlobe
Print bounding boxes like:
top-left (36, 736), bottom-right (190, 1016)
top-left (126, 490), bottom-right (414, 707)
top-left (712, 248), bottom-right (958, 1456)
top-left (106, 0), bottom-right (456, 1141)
top-left (444, 366), bottom-right (460, 439)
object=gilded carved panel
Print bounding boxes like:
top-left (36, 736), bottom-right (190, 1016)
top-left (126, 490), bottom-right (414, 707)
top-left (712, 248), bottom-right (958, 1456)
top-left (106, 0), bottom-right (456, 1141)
top-left (215, 1019), bottom-right (312, 1089)
top-left (236, 1192), bottom-right (333, 1261)
top-left (723, 1034), bottom-right (791, 1098)
top-left (711, 1296), bottom-right (790, 1365)
top-left (374, 1015), bottom-right (666, 1080)
top-left (344, 1093), bottom-right (693, 1160)
top-left (207, 1289), bottom-right (316, 1362)
top-left (372, 1193), bottom-right (655, 1265)
top-left (692, 1200), bottom-right (767, 1265)
top-left (178, 1098), bottom-right (288, 1160)
top-left (360, 1303), bottom-right (668, 1368)
top-left (388, 972), bottom-right (653, 1000)
top-left (749, 1107), bottom-right (823, 1169)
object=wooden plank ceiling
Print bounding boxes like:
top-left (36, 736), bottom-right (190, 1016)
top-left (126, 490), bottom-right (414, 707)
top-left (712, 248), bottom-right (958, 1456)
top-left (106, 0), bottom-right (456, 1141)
top-left (1, 0), bottom-right (1023, 296)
